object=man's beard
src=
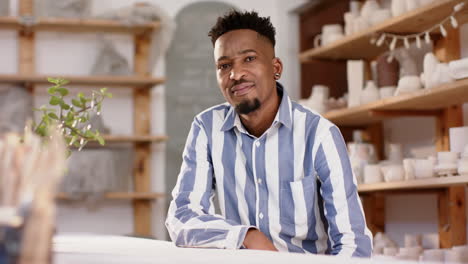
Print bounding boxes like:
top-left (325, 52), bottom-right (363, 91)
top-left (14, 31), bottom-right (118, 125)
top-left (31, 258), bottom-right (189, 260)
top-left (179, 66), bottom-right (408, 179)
top-left (235, 98), bottom-right (261, 115)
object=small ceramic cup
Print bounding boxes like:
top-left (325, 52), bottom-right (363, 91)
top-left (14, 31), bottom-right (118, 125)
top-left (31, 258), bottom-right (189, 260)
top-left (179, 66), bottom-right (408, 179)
top-left (381, 164), bottom-right (405, 182)
top-left (414, 159), bottom-right (435, 179)
top-left (383, 247), bottom-right (398, 256)
top-left (404, 234), bottom-right (422, 247)
top-left (369, 9), bottom-right (392, 26)
top-left (379, 86), bottom-right (396, 99)
top-left (437, 151), bottom-right (459, 165)
top-left (421, 249), bottom-right (445, 262)
top-left (403, 158), bottom-right (415, 180)
top-left (364, 164), bottom-right (383, 184)
top-left (398, 75), bottom-right (422, 92)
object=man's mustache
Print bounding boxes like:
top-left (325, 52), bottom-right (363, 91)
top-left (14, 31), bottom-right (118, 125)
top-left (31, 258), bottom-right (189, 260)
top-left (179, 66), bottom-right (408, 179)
top-left (231, 79), bottom-right (252, 89)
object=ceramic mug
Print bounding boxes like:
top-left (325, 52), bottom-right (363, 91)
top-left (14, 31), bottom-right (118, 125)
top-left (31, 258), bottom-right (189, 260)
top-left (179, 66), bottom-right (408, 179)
top-left (314, 25), bottom-right (344, 47)
top-left (383, 247), bottom-right (398, 256)
top-left (349, 1), bottom-right (362, 15)
top-left (404, 234), bottom-right (422, 247)
top-left (379, 86), bottom-right (396, 99)
top-left (421, 249), bottom-right (445, 262)
top-left (364, 164), bottom-right (383, 184)
top-left (445, 248), bottom-right (468, 263)
top-left (369, 9), bottom-right (392, 26)
top-left (421, 233), bottom-right (439, 249)
top-left (381, 164), bottom-right (404, 182)
top-left (392, 0), bottom-right (407, 17)
top-left (462, 144), bottom-right (468, 158)
top-left (344, 12), bottom-right (358, 36)
top-left (437, 151), bottom-right (459, 165)
top-left (458, 158), bottom-right (468, 175)
top-left (360, 80), bottom-right (379, 104)
top-left (396, 75), bottom-right (422, 95)
top-left (406, 0), bottom-right (420, 11)
top-left (398, 246), bottom-right (422, 260)
top-left (414, 159), bottom-right (435, 179)
top-left (403, 158), bottom-right (415, 180)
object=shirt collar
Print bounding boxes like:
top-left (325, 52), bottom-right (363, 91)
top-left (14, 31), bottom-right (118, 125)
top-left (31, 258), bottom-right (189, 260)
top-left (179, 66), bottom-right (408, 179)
top-left (220, 82), bottom-right (293, 132)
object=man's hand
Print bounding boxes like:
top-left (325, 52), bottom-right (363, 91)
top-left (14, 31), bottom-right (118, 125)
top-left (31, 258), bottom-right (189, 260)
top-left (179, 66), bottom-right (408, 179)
top-left (243, 228), bottom-right (278, 251)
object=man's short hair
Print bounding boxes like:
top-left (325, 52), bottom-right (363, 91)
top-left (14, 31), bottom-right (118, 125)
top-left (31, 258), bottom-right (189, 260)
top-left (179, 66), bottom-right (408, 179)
top-left (208, 10), bottom-right (276, 47)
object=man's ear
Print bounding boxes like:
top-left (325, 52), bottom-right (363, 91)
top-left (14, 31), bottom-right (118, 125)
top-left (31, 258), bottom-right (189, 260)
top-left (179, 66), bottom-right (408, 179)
top-left (272, 57), bottom-right (283, 80)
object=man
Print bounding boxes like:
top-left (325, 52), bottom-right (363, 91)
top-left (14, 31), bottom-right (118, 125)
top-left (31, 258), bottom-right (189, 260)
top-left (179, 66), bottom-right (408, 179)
top-left (166, 10), bottom-right (372, 257)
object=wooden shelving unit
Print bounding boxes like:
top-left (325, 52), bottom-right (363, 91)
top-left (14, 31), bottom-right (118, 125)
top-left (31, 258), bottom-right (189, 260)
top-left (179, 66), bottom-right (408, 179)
top-left (4, 0), bottom-right (167, 237)
top-left (299, 0), bottom-right (468, 249)
top-left (299, 0), bottom-right (468, 61)
top-left (56, 192), bottom-right (166, 200)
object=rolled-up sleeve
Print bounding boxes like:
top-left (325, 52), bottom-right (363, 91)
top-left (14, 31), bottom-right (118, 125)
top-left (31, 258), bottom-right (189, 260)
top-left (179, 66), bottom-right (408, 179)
top-left (314, 125), bottom-right (373, 257)
top-left (165, 118), bottom-right (252, 249)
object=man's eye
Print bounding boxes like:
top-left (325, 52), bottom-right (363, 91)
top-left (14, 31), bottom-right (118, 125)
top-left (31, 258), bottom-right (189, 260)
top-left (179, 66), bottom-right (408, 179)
top-left (218, 64), bottom-right (230, 70)
top-left (245, 56), bottom-right (256, 62)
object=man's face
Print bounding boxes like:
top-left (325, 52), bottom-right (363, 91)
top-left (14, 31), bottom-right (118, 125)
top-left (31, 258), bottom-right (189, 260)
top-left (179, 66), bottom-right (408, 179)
top-left (213, 29), bottom-right (281, 115)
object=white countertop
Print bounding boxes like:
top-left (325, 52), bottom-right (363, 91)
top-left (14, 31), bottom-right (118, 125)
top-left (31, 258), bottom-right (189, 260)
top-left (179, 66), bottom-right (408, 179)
top-left (53, 234), bottom-right (415, 264)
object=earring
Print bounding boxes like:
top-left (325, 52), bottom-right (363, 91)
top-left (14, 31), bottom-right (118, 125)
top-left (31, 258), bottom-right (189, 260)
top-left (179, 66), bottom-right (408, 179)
top-left (275, 73), bottom-right (280, 79)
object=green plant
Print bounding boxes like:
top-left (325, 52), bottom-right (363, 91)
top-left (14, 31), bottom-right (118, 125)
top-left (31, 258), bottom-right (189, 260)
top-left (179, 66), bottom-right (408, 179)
top-left (33, 78), bottom-right (112, 151)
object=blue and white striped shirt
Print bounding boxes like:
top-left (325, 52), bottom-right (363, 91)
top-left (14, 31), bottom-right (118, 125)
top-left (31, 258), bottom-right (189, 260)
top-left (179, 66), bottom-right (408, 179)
top-left (166, 83), bottom-right (372, 257)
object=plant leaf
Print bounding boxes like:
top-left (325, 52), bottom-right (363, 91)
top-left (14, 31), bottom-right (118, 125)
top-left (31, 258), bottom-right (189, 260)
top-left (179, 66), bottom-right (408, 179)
top-left (61, 102), bottom-right (71, 110)
top-left (48, 113), bottom-right (59, 120)
top-left (96, 135), bottom-right (105, 146)
top-left (57, 87), bottom-right (69, 96)
top-left (49, 96), bottom-right (61, 106)
top-left (72, 99), bottom-right (82, 107)
top-left (47, 77), bottom-right (58, 84)
top-left (47, 87), bottom-right (57, 95)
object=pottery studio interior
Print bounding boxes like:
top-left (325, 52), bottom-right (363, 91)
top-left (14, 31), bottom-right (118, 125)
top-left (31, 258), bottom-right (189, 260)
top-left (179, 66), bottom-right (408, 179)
top-left (5, 0), bottom-right (468, 263)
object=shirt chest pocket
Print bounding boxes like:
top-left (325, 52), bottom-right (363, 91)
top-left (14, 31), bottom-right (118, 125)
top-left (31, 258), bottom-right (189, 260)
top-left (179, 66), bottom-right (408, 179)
top-left (280, 176), bottom-right (316, 226)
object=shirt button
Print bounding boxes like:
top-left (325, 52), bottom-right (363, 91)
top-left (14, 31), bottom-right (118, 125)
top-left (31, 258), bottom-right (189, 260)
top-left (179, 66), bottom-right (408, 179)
top-left (255, 141), bottom-right (260, 147)
top-left (257, 178), bottom-right (262, 184)
top-left (259, 213), bottom-right (264, 219)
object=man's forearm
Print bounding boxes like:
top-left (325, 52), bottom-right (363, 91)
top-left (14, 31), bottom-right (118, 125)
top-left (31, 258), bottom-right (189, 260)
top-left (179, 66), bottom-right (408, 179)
top-left (243, 228), bottom-right (278, 251)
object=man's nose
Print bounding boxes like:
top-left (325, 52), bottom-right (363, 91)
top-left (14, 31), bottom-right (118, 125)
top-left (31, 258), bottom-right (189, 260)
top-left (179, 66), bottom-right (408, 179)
top-left (229, 65), bottom-right (246, 80)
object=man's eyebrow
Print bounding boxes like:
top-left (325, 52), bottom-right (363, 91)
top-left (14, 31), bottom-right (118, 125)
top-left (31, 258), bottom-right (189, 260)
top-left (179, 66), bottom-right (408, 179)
top-left (217, 49), bottom-right (258, 62)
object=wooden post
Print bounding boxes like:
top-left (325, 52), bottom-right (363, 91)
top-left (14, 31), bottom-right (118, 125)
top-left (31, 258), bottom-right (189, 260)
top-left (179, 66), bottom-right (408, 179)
top-left (18, 0), bottom-right (35, 77)
top-left (435, 106), bottom-right (465, 248)
top-left (438, 186), bottom-right (467, 248)
top-left (362, 193), bottom-right (385, 235)
top-left (433, 26), bottom-right (465, 248)
top-left (133, 32), bottom-right (153, 236)
top-left (436, 105), bottom-right (463, 151)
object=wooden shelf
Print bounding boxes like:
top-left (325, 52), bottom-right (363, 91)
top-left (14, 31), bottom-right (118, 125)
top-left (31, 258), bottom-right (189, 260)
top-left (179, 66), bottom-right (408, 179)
top-left (359, 175), bottom-right (468, 193)
top-left (323, 78), bottom-right (468, 126)
top-left (0, 16), bottom-right (160, 34)
top-left (0, 74), bottom-right (165, 88)
top-left (71, 135), bottom-right (168, 149)
top-left (56, 192), bottom-right (165, 200)
top-left (299, 0), bottom-right (468, 61)
top-left (101, 135), bottom-right (168, 143)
